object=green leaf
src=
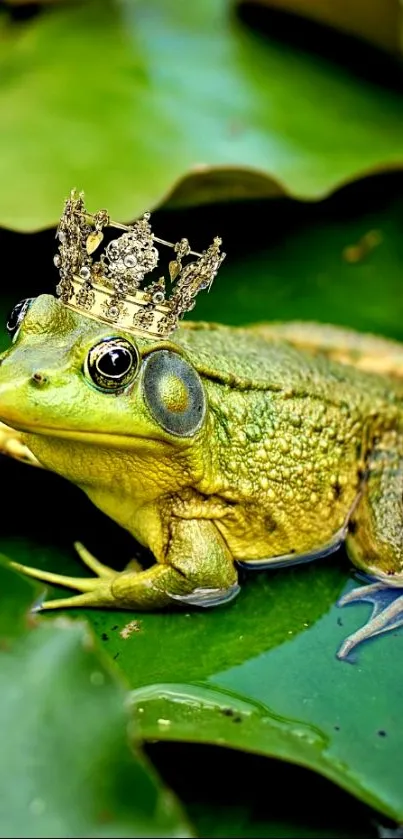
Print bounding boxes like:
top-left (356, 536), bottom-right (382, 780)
top-left (1, 175), bottom-right (403, 827)
top-left (0, 562), bottom-right (190, 838)
top-left (2, 1), bottom-right (403, 229)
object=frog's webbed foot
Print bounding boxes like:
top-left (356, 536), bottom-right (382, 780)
top-left (10, 520), bottom-right (239, 612)
top-left (10, 541), bottom-right (119, 610)
top-left (337, 581), bottom-right (403, 661)
top-left (0, 421), bottom-right (42, 468)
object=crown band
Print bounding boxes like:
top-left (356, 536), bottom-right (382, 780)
top-left (66, 279), bottom-right (173, 339)
top-left (54, 190), bottom-right (225, 340)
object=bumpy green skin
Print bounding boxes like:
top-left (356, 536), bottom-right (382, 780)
top-left (176, 322), bottom-right (403, 567)
top-left (1, 294), bottom-right (403, 656)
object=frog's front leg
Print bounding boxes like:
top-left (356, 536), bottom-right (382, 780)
top-left (338, 435), bottom-right (403, 660)
top-left (10, 519), bottom-right (240, 611)
top-left (0, 421), bottom-right (42, 468)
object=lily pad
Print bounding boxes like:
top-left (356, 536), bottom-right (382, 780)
top-left (0, 560), bottom-right (190, 838)
top-left (2, 1), bottom-right (403, 228)
top-left (1, 174), bottom-right (403, 826)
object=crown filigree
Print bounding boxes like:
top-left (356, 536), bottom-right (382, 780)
top-left (54, 189), bottom-right (225, 339)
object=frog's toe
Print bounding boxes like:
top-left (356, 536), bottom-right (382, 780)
top-left (39, 590), bottom-right (116, 610)
top-left (10, 559), bottom-right (109, 593)
top-left (73, 541), bottom-right (116, 578)
top-left (338, 581), bottom-right (387, 610)
top-left (337, 582), bottom-right (403, 661)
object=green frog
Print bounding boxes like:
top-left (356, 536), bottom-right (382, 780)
top-left (1, 297), bottom-right (403, 661)
top-left (1, 189), bottom-right (403, 663)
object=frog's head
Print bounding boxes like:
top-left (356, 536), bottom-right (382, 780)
top-left (0, 294), bottom-right (208, 493)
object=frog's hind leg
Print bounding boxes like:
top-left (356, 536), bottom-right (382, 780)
top-left (338, 433), bottom-right (403, 660)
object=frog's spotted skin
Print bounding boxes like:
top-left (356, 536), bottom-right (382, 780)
top-left (2, 296), bottom-right (403, 661)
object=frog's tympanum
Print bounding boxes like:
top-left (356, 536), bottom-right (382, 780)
top-left (1, 191), bottom-right (403, 661)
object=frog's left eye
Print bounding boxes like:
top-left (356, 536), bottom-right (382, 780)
top-left (84, 337), bottom-right (139, 392)
top-left (6, 298), bottom-right (34, 341)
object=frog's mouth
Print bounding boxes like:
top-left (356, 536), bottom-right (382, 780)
top-left (5, 418), bottom-right (174, 450)
top-left (26, 426), bottom-right (154, 447)
top-left (0, 378), bottom-right (190, 449)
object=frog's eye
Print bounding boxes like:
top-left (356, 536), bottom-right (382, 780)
top-left (6, 298), bottom-right (35, 341)
top-left (141, 350), bottom-right (206, 437)
top-left (84, 337), bottom-right (139, 392)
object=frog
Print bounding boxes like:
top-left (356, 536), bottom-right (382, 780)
top-left (1, 295), bottom-right (403, 661)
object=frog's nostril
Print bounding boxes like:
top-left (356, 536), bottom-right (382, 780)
top-left (31, 371), bottom-right (48, 386)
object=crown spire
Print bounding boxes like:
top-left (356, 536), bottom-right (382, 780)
top-left (54, 189), bottom-right (225, 340)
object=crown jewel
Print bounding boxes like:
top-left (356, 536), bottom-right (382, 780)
top-left (54, 189), bottom-right (225, 339)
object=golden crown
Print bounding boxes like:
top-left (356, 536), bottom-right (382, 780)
top-left (54, 189), bottom-right (225, 340)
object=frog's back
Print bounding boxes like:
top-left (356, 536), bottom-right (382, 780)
top-left (174, 321), bottom-right (403, 411)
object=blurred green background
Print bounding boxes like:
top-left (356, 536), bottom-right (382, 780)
top-left (1, 1), bottom-right (403, 837)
